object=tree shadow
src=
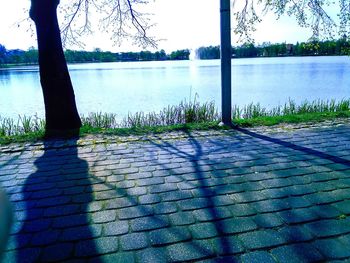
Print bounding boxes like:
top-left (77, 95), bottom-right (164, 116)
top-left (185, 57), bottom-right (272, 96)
top-left (0, 188), bottom-right (12, 261)
top-left (145, 129), bottom-right (245, 261)
top-left (15, 139), bottom-right (102, 262)
top-left (235, 127), bottom-right (350, 166)
top-left (3, 125), bottom-right (349, 262)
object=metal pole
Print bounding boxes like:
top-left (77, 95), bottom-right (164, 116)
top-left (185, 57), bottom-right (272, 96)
top-left (220, 0), bottom-right (232, 126)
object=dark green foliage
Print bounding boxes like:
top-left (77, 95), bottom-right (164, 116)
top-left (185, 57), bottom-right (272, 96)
top-left (1, 39), bottom-right (350, 67)
top-left (196, 39), bottom-right (350, 60)
top-left (169, 49), bottom-right (190, 60)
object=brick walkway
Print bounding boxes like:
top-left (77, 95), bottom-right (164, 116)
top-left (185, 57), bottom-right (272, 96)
top-left (1, 123), bottom-right (350, 262)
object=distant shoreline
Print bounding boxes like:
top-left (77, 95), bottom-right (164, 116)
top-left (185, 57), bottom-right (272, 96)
top-left (1, 54), bottom-right (348, 69)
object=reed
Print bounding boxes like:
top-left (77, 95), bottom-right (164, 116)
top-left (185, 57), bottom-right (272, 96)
top-left (1, 98), bottom-right (349, 137)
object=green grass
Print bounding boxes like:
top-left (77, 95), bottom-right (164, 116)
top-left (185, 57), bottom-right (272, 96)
top-left (0, 98), bottom-right (349, 145)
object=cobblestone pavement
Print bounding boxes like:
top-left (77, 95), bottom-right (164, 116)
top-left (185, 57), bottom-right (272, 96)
top-left (1, 123), bottom-right (350, 262)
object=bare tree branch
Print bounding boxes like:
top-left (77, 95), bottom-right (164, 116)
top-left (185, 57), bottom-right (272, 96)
top-left (59, 0), bottom-right (157, 49)
top-left (233, 0), bottom-right (345, 43)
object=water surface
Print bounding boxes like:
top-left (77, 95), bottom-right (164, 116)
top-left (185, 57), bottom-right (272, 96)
top-left (1, 56), bottom-right (349, 120)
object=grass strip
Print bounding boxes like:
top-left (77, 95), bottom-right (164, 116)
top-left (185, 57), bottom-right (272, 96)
top-left (1, 99), bottom-right (349, 145)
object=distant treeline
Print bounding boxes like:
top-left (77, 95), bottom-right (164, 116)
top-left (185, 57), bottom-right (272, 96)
top-left (0, 45), bottom-right (190, 66)
top-left (198, 39), bottom-right (350, 59)
top-left (1, 39), bottom-right (350, 66)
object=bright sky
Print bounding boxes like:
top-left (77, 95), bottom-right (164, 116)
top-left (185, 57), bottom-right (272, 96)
top-left (0, 0), bottom-right (339, 53)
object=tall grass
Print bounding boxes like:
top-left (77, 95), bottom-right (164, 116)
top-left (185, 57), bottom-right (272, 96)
top-left (0, 115), bottom-right (45, 136)
top-left (232, 99), bottom-right (350, 119)
top-left (121, 100), bottom-right (219, 128)
top-left (1, 98), bottom-right (349, 136)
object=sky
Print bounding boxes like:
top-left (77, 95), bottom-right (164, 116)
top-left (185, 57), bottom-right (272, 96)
top-left (0, 0), bottom-right (339, 53)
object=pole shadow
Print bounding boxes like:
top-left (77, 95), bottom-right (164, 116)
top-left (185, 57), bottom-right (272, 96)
top-left (235, 127), bottom-right (350, 166)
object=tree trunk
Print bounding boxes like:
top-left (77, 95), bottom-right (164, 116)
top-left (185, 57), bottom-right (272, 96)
top-left (30, 0), bottom-right (81, 137)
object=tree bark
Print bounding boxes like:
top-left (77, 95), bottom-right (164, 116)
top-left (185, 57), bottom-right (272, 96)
top-left (30, 0), bottom-right (81, 136)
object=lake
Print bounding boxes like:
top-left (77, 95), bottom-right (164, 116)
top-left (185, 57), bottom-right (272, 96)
top-left (1, 56), bottom-right (350, 120)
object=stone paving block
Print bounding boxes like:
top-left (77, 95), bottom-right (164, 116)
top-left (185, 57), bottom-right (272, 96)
top-left (229, 204), bottom-right (257, 217)
top-left (94, 190), bottom-right (121, 201)
top-left (282, 196), bottom-right (312, 208)
top-left (211, 236), bottom-right (245, 255)
top-left (278, 208), bottom-right (319, 224)
top-left (332, 200), bottom-right (350, 215)
top-left (252, 199), bottom-right (290, 213)
top-left (31, 188), bottom-right (63, 199)
top-left (52, 214), bottom-right (88, 229)
top-left (61, 185), bottom-right (85, 195)
top-left (239, 182), bottom-right (265, 191)
top-left (313, 238), bottom-right (350, 259)
top-left (91, 210), bottom-right (117, 223)
top-left (195, 255), bottom-right (239, 263)
top-left (154, 202), bottom-right (178, 214)
top-left (229, 191), bottom-right (267, 203)
top-left (120, 233), bottom-right (149, 251)
top-left (271, 243), bottom-right (324, 263)
top-left (115, 181), bottom-right (135, 189)
top-left (178, 198), bottom-right (211, 211)
top-left (165, 176), bottom-right (184, 183)
top-left (149, 226), bottom-right (191, 246)
top-left (106, 175), bottom-right (125, 183)
top-left (289, 175), bottom-right (312, 185)
top-left (210, 195), bottom-right (236, 206)
top-left (238, 230), bottom-right (287, 249)
top-left (35, 196), bottom-right (71, 208)
top-left (131, 215), bottom-right (169, 232)
top-left (91, 252), bottom-right (135, 263)
top-left (149, 184), bottom-right (178, 194)
top-left (191, 188), bottom-right (216, 198)
top-left (169, 211), bottom-right (195, 226)
top-left (218, 217), bottom-right (258, 234)
top-left (137, 177), bottom-right (165, 187)
top-left (136, 248), bottom-right (167, 263)
top-left (305, 192), bottom-right (338, 205)
top-left (311, 204), bottom-right (343, 219)
top-left (339, 233), bottom-right (350, 246)
top-left (189, 222), bottom-right (219, 239)
top-left (326, 163), bottom-right (350, 171)
top-left (177, 181), bottom-right (200, 190)
top-left (312, 181), bottom-right (337, 192)
top-left (305, 219), bottom-right (350, 238)
top-left (86, 202), bottom-right (103, 213)
top-left (253, 213), bottom-right (284, 228)
top-left (138, 194), bottom-right (161, 205)
top-left (104, 221), bottom-right (129, 236)
top-left (41, 243), bottom-right (74, 262)
top-left (166, 240), bottom-right (215, 262)
top-left (104, 198), bottom-right (137, 209)
top-left (118, 206), bottom-right (153, 219)
top-left (9, 248), bottom-right (41, 263)
top-left (75, 237), bottom-right (119, 257)
top-left (160, 190), bottom-right (193, 202)
top-left (240, 251), bottom-right (277, 263)
top-left (30, 229), bottom-right (60, 246)
top-left (287, 185), bottom-right (317, 196)
top-left (61, 224), bottom-right (102, 241)
top-left (23, 218), bottom-right (52, 233)
top-left (278, 225), bottom-right (314, 242)
top-left (126, 186), bottom-right (148, 196)
top-left (193, 207), bottom-right (232, 222)
top-left (331, 189), bottom-right (350, 201)
top-left (260, 178), bottom-right (293, 188)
